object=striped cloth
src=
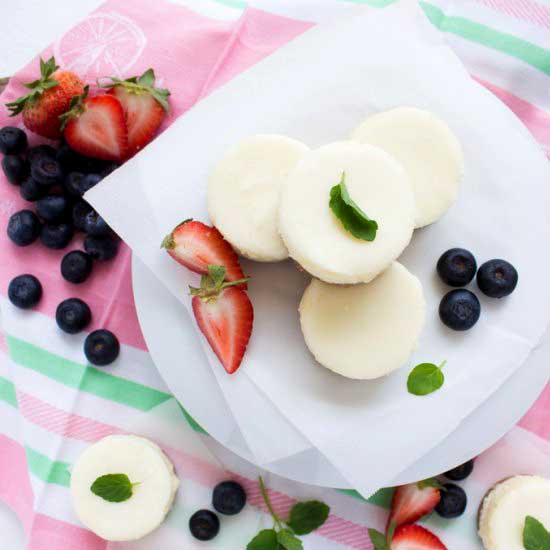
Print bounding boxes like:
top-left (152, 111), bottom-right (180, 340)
top-left (0, 0), bottom-right (548, 548)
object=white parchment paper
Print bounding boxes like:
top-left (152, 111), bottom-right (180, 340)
top-left (87, 0), bottom-right (550, 497)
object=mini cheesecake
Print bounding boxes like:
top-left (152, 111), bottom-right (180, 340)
top-left (208, 134), bottom-right (309, 262)
top-left (279, 141), bottom-right (415, 284)
top-left (352, 107), bottom-right (464, 228)
top-left (71, 435), bottom-right (179, 541)
top-left (299, 262), bottom-right (425, 379)
top-left (478, 475), bottom-right (550, 550)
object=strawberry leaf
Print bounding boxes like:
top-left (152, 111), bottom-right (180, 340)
top-left (138, 68), bottom-right (155, 88)
top-left (417, 478), bottom-right (445, 491)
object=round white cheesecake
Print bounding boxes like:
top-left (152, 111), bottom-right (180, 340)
top-left (71, 435), bottom-right (179, 541)
top-left (352, 107), bottom-right (464, 228)
top-left (279, 141), bottom-right (415, 284)
top-left (299, 262), bottom-right (425, 379)
top-left (479, 475), bottom-right (550, 550)
top-left (208, 134), bottom-right (309, 261)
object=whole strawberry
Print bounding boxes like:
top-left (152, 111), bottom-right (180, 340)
top-left (102, 68), bottom-right (170, 157)
top-left (6, 57), bottom-right (84, 139)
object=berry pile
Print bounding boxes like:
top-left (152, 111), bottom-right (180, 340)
top-left (3, 57), bottom-right (170, 368)
top-left (368, 459), bottom-right (475, 548)
top-left (436, 248), bottom-right (518, 331)
top-left (189, 480), bottom-right (247, 541)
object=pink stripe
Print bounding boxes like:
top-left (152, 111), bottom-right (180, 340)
top-left (0, 332), bottom-right (7, 353)
top-left (0, 434), bottom-right (34, 532)
top-left (475, 76), bottom-right (550, 156)
top-left (16, 391), bottom-right (372, 547)
top-left (518, 383), bottom-right (550, 441)
top-left (474, 0), bottom-right (550, 29)
top-left (27, 513), bottom-right (106, 550)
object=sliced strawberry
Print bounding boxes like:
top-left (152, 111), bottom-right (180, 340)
top-left (387, 480), bottom-right (441, 531)
top-left (191, 265), bottom-right (253, 374)
top-left (391, 525), bottom-right (447, 550)
top-left (61, 86), bottom-right (128, 161)
top-left (161, 220), bottom-right (246, 288)
top-left (103, 68), bottom-right (170, 157)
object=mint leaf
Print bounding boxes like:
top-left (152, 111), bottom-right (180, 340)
top-left (417, 478), bottom-right (445, 491)
top-left (523, 516), bottom-right (550, 550)
top-left (287, 500), bottom-right (330, 535)
top-left (368, 528), bottom-right (390, 550)
top-left (247, 529), bottom-right (280, 550)
top-left (90, 473), bottom-right (136, 502)
top-left (329, 172), bottom-right (378, 241)
top-left (277, 529), bottom-right (303, 550)
top-left (407, 361), bottom-right (446, 396)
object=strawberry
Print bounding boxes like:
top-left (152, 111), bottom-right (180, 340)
top-left (190, 265), bottom-right (253, 374)
top-left (102, 68), bottom-right (170, 157)
top-left (60, 86), bottom-right (128, 161)
top-left (161, 220), bottom-right (246, 288)
top-left (391, 525), bottom-right (447, 550)
top-left (6, 57), bottom-right (84, 139)
top-left (387, 479), bottom-right (442, 531)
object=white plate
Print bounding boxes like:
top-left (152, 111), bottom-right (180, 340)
top-left (132, 254), bottom-right (550, 487)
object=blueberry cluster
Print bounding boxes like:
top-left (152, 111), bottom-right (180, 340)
top-left (2, 126), bottom-right (120, 366)
top-left (189, 480), bottom-right (247, 541)
top-left (436, 248), bottom-right (518, 331)
top-left (435, 459), bottom-right (474, 518)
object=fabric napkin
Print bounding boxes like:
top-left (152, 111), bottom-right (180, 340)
top-left (0, 0), bottom-right (548, 548)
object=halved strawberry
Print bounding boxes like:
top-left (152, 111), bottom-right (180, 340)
top-left (102, 68), bottom-right (170, 157)
top-left (161, 220), bottom-right (246, 288)
top-left (191, 265), bottom-right (253, 374)
top-left (60, 86), bottom-right (128, 161)
top-left (387, 480), bottom-right (441, 531)
top-left (391, 525), bottom-right (447, 550)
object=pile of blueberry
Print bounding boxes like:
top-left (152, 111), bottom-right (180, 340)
top-left (436, 458), bottom-right (474, 518)
top-left (436, 248), bottom-right (518, 331)
top-left (1, 125), bottom-right (120, 366)
top-left (189, 480), bottom-right (247, 541)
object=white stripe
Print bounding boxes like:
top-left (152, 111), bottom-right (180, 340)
top-left (1, 298), bottom-right (170, 394)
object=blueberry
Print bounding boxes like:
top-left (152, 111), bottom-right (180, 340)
top-left (36, 196), bottom-right (71, 223)
top-left (189, 510), bottom-right (220, 541)
top-left (20, 176), bottom-right (47, 202)
top-left (2, 155), bottom-right (29, 185)
top-left (7, 209), bottom-right (41, 246)
top-left (477, 259), bottom-right (518, 298)
top-left (60, 250), bottom-right (93, 284)
top-left (444, 459), bottom-right (474, 481)
top-left (72, 200), bottom-right (93, 231)
top-left (26, 144), bottom-right (56, 165)
top-left (8, 274), bottom-right (42, 309)
top-left (435, 483), bottom-right (467, 518)
top-left (439, 289), bottom-right (480, 331)
top-left (31, 157), bottom-right (64, 187)
top-left (64, 172), bottom-right (100, 197)
top-left (212, 481), bottom-right (246, 515)
top-left (57, 142), bottom-right (105, 173)
top-left (437, 248), bottom-right (477, 287)
top-left (84, 329), bottom-right (120, 366)
top-left (40, 223), bottom-right (74, 249)
top-left (0, 126), bottom-right (27, 155)
top-left (56, 298), bottom-right (91, 334)
top-left (84, 234), bottom-right (119, 261)
top-left (84, 210), bottom-right (111, 237)
top-left (100, 161), bottom-right (118, 178)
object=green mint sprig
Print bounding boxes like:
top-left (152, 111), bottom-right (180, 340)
top-left (368, 521), bottom-right (396, 550)
top-left (329, 172), bottom-right (378, 241)
top-left (407, 361), bottom-right (446, 396)
top-left (247, 477), bottom-right (330, 550)
top-left (90, 473), bottom-right (140, 503)
top-left (523, 516), bottom-right (550, 550)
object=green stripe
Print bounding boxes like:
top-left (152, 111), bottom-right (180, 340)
top-left (0, 375), bottom-right (17, 408)
top-left (340, 487), bottom-right (394, 508)
top-left (420, 2), bottom-right (550, 74)
top-left (5, 336), bottom-right (205, 433)
top-left (25, 446), bottom-right (71, 487)
top-left (213, 0), bottom-right (247, 8)
top-left (177, 403), bottom-right (207, 435)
